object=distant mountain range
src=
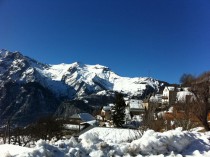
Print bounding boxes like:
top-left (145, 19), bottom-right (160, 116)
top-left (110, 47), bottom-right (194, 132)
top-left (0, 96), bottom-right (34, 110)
top-left (0, 49), bottom-right (169, 126)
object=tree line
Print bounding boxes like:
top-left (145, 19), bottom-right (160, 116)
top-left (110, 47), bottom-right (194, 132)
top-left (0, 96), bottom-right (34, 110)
top-left (0, 116), bottom-right (65, 146)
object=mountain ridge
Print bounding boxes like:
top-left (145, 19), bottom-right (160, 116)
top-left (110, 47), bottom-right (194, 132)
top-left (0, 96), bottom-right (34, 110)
top-left (0, 49), bottom-right (167, 98)
top-left (0, 49), bottom-right (169, 126)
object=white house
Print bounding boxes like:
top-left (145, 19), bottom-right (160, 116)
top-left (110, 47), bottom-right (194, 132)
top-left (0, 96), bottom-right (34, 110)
top-left (162, 86), bottom-right (177, 105)
top-left (128, 99), bottom-right (146, 116)
top-left (150, 94), bottom-right (163, 104)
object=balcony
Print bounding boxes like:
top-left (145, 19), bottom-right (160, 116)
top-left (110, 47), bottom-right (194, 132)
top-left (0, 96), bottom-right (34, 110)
top-left (162, 96), bottom-right (168, 99)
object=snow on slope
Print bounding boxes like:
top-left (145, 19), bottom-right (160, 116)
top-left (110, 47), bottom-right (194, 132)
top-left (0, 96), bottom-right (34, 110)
top-left (0, 128), bottom-right (210, 157)
top-left (43, 62), bottom-right (118, 86)
top-left (0, 50), bottom-right (164, 97)
top-left (177, 90), bottom-right (194, 102)
top-left (44, 63), bottom-right (72, 81)
top-left (42, 62), bottom-right (161, 96)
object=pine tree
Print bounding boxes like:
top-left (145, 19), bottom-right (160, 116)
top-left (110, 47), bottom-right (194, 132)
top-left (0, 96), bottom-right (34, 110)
top-left (112, 92), bottom-right (126, 127)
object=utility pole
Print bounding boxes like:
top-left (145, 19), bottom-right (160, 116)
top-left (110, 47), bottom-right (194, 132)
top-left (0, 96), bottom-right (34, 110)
top-left (5, 119), bottom-right (11, 144)
top-left (8, 119), bottom-right (11, 144)
top-left (3, 125), bottom-right (6, 144)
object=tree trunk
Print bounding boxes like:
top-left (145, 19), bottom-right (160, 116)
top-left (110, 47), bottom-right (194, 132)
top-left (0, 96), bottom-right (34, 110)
top-left (202, 119), bottom-right (210, 131)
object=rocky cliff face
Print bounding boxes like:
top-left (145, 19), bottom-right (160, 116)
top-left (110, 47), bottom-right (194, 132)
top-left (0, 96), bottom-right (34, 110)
top-left (0, 81), bottom-right (59, 126)
top-left (0, 49), bottom-right (168, 126)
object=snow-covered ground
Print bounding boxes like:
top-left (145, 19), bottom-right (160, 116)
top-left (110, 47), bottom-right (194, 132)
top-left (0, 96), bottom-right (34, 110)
top-left (0, 127), bottom-right (210, 157)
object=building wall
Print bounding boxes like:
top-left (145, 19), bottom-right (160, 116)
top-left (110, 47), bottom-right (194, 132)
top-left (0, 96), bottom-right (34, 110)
top-left (162, 87), bottom-right (176, 105)
top-left (101, 110), bottom-right (111, 121)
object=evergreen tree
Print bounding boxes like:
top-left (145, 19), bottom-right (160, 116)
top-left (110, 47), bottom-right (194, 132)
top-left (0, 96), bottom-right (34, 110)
top-left (112, 92), bottom-right (126, 127)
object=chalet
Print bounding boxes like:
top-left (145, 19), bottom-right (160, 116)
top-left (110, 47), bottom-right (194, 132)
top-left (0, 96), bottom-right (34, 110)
top-left (128, 99), bottom-right (146, 117)
top-left (148, 94), bottom-right (165, 111)
top-left (65, 113), bottom-right (96, 132)
top-left (162, 86), bottom-right (177, 105)
top-left (153, 94), bottom-right (163, 104)
top-left (69, 113), bottom-right (96, 125)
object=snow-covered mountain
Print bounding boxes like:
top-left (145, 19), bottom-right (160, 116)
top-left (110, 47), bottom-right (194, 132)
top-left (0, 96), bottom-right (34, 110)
top-left (0, 49), bottom-right (166, 98)
top-left (0, 49), bottom-right (168, 126)
top-left (43, 62), bottom-right (163, 97)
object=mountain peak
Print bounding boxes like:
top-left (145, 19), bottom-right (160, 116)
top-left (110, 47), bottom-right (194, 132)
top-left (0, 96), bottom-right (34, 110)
top-left (0, 49), bottom-right (11, 58)
top-left (0, 49), bottom-right (24, 60)
top-left (71, 61), bottom-right (85, 67)
top-left (0, 50), bottom-right (167, 98)
top-left (92, 64), bottom-right (109, 70)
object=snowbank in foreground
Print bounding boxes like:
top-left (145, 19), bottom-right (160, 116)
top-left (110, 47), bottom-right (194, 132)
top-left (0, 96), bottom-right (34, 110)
top-left (79, 127), bottom-right (142, 144)
top-left (0, 127), bottom-right (210, 157)
top-left (0, 144), bottom-right (32, 156)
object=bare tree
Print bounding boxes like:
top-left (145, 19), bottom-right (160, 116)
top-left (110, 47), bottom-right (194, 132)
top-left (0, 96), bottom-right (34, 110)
top-left (190, 72), bottom-right (210, 131)
top-left (180, 71), bottom-right (210, 131)
top-left (141, 101), bottom-right (165, 132)
top-left (180, 73), bottom-right (196, 87)
top-left (170, 103), bottom-right (200, 130)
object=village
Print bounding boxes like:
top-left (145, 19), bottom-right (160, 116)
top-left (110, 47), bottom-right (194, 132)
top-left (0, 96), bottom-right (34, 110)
top-left (64, 85), bottom-right (210, 137)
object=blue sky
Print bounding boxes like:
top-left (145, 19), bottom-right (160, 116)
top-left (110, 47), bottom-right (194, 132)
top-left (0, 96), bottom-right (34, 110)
top-left (0, 0), bottom-right (210, 83)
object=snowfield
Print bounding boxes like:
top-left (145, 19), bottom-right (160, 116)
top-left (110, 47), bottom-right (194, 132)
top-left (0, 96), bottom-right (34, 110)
top-left (0, 127), bottom-right (210, 157)
top-left (43, 62), bottom-right (161, 96)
